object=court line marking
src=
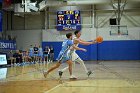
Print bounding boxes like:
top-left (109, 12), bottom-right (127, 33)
top-left (44, 84), bottom-right (62, 93)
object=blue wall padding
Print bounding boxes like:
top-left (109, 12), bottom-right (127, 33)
top-left (42, 40), bottom-right (140, 60)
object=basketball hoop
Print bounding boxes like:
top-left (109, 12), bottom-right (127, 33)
top-left (110, 25), bottom-right (128, 36)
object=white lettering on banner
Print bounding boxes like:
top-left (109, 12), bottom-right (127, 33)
top-left (63, 26), bottom-right (76, 30)
top-left (0, 42), bottom-right (16, 49)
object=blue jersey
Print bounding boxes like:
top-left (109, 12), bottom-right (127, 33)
top-left (60, 39), bottom-right (73, 54)
top-left (29, 48), bottom-right (33, 53)
top-left (56, 39), bottom-right (73, 62)
top-left (29, 48), bottom-right (34, 57)
top-left (38, 48), bottom-right (43, 53)
top-left (38, 48), bottom-right (43, 57)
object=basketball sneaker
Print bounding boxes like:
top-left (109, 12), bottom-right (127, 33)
top-left (87, 70), bottom-right (93, 77)
top-left (70, 75), bottom-right (77, 79)
top-left (58, 70), bottom-right (63, 78)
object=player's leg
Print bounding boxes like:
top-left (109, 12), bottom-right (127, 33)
top-left (58, 51), bottom-right (76, 74)
top-left (75, 57), bottom-right (88, 73)
top-left (43, 62), bottom-right (61, 78)
top-left (65, 59), bottom-right (76, 79)
top-left (66, 51), bottom-right (77, 79)
top-left (44, 51), bottom-right (63, 78)
top-left (10, 57), bottom-right (14, 66)
top-left (50, 53), bottom-right (54, 62)
top-left (58, 50), bottom-right (73, 73)
top-left (75, 57), bottom-right (93, 76)
top-left (43, 54), bottom-right (48, 63)
top-left (66, 60), bottom-right (73, 76)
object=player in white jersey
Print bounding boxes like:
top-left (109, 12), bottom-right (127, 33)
top-left (59, 30), bottom-right (97, 77)
top-left (43, 33), bottom-right (87, 79)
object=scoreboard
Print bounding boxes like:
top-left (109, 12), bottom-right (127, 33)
top-left (57, 10), bottom-right (81, 31)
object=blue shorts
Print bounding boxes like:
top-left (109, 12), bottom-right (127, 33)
top-left (34, 54), bottom-right (38, 56)
top-left (44, 54), bottom-right (49, 57)
top-left (56, 51), bottom-right (71, 62)
top-left (29, 53), bottom-right (33, 57)
top-left (38, 54), bottom-right (43, 57)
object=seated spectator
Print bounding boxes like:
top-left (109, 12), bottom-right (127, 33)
top-left (22, 50), bottom-right (29, 63)
top-left (8, 50), bottom-right (16, 66)
top-left (13, 50), bottom-right (22, 65)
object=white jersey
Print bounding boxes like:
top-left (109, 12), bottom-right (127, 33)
top-left (68, 36), bottom-right (80, 61)
top-left (70, 36), bottom-right (79, 52)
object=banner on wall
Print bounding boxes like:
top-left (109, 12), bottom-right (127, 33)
top-left (0, 40), bottom-right (16, 50)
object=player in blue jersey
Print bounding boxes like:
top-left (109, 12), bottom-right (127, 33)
top-left (29, 45), bottom-right (34, 62)
top-left (43, 33), bottom-right (86, 79)
top-left (43, 46), bottom-right (50, 63)
top-left (59, 30), bottom-right (97, 77)
top-left (33, 44), bottom-right (39, 63)
top-left (38, 45), bottom-right (43, 63)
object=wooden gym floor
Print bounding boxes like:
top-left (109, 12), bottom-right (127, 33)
top-left (0, 61), bottom-right (140, 93)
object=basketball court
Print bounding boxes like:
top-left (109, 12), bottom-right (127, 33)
top-left (0, 61), bottom-right (140, 93)
top-left (0, 0), bottom-right (140, 93)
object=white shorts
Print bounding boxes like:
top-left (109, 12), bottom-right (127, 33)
top-left (68, 50), bottom-right (82, 62)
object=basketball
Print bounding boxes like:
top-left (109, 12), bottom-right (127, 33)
top-left (96, 36), bottom-right (103, 43)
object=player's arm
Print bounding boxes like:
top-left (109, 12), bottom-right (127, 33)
top-left (75, 39), bottom-right (96, 45)
top-left (72, 44), bottom-right (87, 52)
top-left (68, 40), bottom-right (86, 52)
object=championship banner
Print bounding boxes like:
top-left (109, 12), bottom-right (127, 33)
top-left (0, 40), bottom-right (16, 50)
